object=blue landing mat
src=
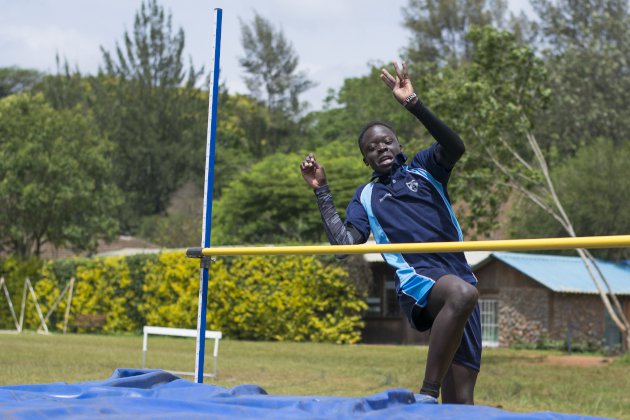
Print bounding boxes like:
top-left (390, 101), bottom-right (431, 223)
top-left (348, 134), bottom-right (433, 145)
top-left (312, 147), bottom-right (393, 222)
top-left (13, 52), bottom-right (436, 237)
top-left (0, 369), bottom-right (608, 419)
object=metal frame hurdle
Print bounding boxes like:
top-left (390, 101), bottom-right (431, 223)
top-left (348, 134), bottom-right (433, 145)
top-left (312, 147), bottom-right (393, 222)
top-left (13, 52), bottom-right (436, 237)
top-left (142, 326), bottom-right (222, 379)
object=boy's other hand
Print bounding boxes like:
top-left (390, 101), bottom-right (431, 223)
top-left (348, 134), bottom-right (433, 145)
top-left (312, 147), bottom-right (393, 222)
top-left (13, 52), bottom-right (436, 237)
top-left (300, 153), bottom-right (327, 189)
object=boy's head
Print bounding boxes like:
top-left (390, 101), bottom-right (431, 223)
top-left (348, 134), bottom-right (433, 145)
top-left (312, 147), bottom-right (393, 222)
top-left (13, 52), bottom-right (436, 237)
top-left (358, 121), bottom-right (403, 173)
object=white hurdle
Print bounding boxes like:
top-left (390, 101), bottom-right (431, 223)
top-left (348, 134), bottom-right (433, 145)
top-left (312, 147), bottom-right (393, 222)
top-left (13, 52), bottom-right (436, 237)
top-left (142, 326), bottom-right (222, 379)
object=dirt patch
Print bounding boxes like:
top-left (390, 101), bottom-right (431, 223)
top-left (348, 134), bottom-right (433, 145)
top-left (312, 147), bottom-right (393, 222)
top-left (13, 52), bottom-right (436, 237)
top-left (543, 355), bottom-right (616, 366)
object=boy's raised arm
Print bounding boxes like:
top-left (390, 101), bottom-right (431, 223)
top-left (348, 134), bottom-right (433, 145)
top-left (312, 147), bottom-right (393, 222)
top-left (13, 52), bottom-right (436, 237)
top-left (381, 62), bottom-right (465, 170)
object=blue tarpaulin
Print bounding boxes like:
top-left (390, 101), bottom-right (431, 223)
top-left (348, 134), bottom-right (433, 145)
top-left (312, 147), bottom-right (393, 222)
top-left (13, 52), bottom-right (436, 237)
top-left (0, 369), bottom-right (608, 419)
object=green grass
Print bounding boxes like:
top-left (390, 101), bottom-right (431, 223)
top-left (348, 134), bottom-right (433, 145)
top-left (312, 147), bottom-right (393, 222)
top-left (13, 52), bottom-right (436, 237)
top-left (0, 333), bottom-right (628, 419)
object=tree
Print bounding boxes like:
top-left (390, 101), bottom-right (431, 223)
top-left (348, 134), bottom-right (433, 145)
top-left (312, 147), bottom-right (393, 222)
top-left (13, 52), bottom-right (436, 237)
top-left (402, 0), bottom-right (510, 67)
top-left (138, 181), bottom-right (203, 248)
top-left (98, 0), bottom-right (206, 230)
top-left (531, 0), bottom-right (630, 155)
top-left (0, 67), bottom-right (43, 99)
top-left (214, 89), bottom-right (271, 167)
top-left (213, 140), bottom-right (367, 245)
top-left (509, 138), bottom-right (630, 261)
top-left (443, 26), bottom-right (630, 349)
top-left (0, 94), bottom-right (121, 257)
top-left (239, 12), bottom-right (314, 115)
top-left (36, 57), bottom-right (90, 111)
top-left (238, 12), bottom-right (314, 157)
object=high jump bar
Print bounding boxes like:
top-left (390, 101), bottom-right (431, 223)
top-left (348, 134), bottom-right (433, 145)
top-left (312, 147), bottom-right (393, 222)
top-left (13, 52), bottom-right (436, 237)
top-left (187, 235), bottom-right (630, 258)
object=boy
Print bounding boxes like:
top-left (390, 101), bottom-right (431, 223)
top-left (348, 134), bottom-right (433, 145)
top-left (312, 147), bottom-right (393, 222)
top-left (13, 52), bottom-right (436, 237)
top-left (300, 62), bottom-right (480, 404)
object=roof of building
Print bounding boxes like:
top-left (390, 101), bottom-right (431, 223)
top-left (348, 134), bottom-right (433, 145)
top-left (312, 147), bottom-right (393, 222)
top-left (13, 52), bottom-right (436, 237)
top-left (35, 235), bottom-right (163, 259)
top-left (474, 252), bottom-right (630, 295)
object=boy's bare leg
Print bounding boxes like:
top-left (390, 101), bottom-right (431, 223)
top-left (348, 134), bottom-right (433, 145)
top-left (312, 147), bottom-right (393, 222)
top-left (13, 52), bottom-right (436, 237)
top-left (441, 363), bottom-right (478, 404)
top-left (420, 275), bottom-right (478, 402)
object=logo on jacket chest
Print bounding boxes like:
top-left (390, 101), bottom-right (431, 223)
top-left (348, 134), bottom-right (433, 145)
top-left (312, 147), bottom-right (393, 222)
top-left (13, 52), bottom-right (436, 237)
top-left (406, 180), bottom-right (419, 192)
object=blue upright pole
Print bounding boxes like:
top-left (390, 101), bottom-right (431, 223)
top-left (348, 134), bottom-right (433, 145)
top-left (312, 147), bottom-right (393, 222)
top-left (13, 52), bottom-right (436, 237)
top-left (195, 7), bottom-right (222, 384)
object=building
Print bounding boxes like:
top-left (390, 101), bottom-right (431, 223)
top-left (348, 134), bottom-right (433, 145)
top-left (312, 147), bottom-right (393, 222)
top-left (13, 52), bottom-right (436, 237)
top-left (361, 251), bottom-right (630, 350)
top-left (474, 252), bottom-right (630, 349)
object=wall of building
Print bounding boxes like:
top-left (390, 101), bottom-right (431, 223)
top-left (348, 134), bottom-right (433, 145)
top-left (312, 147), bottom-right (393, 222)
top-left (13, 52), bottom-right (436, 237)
top-left (475, 259), bottom-right (552, 346)
top-left (550, 294), bottom-right (605, 345)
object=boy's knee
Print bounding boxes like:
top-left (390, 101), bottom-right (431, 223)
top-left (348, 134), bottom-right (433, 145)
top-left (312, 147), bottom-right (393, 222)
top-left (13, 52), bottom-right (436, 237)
top-left (450, 282), bottom-right (478, 314)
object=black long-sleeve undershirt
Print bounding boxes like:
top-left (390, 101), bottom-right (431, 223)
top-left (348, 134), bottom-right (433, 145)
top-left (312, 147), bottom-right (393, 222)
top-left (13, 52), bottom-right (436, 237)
top-left (407, 100), bottom-right (465, 170)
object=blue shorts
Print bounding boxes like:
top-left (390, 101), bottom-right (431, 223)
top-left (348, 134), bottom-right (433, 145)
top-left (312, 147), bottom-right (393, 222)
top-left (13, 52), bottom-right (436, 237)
top-left (398, 274), bottom-right (482, 372)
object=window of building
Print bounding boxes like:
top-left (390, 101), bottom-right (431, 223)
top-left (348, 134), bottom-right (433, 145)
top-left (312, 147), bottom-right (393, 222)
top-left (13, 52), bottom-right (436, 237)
top-left (384, 280), bottom-right (400, 317)
top-left (479, 299), bottom-right (499, 347)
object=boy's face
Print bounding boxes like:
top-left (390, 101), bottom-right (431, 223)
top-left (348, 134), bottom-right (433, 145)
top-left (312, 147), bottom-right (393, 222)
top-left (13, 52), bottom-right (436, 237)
top-left (359, 125), bottom-right (402, 173)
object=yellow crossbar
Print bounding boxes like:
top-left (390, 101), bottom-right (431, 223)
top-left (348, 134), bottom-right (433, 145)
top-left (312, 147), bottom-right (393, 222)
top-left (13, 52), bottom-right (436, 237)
top-left (195, 235), bottom-right (630, 257)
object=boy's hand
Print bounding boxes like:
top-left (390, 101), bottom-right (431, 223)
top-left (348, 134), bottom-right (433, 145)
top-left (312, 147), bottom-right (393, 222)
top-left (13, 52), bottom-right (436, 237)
top-left (380, 61), bottom-right (418, 108)
top-left (300, 153), bottom-right (327, 189)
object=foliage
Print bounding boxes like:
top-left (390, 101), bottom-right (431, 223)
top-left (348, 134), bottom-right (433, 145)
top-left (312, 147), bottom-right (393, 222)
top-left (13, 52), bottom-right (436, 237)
top-left (237, 12), bottom-right (314, 159)
top-left (138, 252), bottom-right (199, 329)
top-left (402, 0), bottom-right (511, 67)
top-left (34, 257), bottom-right (143, 333)
top-left (138, 182), bottom-right (203, 248)
top-left (36, 57), bottom-right (90, 111)
top-left (0, 257), bottom-right (43, 330)
top-left (1, 252), bottom-right (365, 344)
top-left (213, 139), bottom-right (368, 245)
top-left (309, 66), bottom-right (429, 152)
top-left (531, 0), bottom-right (630, 157)
top-left (140, 252), bottom-right (366, 343)
top-left (0, 94), bottom-right (121, 257)
top-left (214, 90), bottom-right (268, 169)
top-left (509, 138), bottom-right (630, 260)
top-left (0, 67), bottom-right (43, 99)
top-left (239, 11), bottom-right (314, 117)
top-left (96, 0), bottom-right (207, 230)
top-left (215, 256), bottom-right (365, 344)
top-left (414, 26), bottom-right (551, 237)
top-left (100, 0), bottom-right (201, 88)
top-left (509, 329), bottom-right (607, 353)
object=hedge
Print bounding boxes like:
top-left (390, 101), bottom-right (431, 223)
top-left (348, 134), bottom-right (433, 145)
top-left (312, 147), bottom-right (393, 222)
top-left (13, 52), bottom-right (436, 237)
top-left (0, 253), bottom-right (366, 344)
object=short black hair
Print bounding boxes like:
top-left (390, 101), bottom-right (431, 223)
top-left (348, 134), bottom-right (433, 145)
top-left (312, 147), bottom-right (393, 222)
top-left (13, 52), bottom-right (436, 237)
top-left (357, 120), bottom-right (397, 149)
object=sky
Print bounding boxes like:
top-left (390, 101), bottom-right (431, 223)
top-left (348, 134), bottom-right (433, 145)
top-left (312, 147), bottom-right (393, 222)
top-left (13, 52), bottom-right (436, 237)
top-left (1, 0), bottom-right (534, 110)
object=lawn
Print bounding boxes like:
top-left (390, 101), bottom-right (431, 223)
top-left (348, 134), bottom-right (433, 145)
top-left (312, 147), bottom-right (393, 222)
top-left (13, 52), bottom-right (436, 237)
top-left (0, 332), bottom-right (628, 419)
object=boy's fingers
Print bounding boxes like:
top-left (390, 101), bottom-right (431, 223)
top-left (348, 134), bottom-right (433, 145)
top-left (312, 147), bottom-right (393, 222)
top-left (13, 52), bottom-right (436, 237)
top-left (393, 61), bottom-right (403, 81)
top-left (380, 70), bottom-right (396, 88)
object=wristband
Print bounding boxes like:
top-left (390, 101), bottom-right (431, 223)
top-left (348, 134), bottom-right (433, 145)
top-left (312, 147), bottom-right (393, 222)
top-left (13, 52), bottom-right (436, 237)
top-left (402, 92), bottom-right (417, 107)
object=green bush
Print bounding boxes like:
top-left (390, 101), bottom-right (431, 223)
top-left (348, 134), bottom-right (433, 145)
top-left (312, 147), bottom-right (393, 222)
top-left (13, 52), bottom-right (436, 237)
top-left (34, 256), bottom-right (152, 333)
top-left (0, 253), bottom-right (366, 343)
top-left (141, 253), bottom-right (367, 344)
